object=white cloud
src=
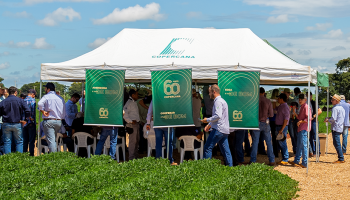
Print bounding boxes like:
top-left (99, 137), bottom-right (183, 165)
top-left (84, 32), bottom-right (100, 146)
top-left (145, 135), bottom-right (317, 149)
top-left (315, 66), bottom-right (334, 73)
top-left (330, 46), bottom-right (346, 51)
top-left (324, 29), bottom-right (343, 39)
top-left (10, 71), bottom-right (20, 75)
top-left (32, 38), bottom-right (54, 49)
top-left (38, 7), bottom-right (81, 26)
top-left (0, 52), bottom-right (16, 57)
top-left (297, 49), bottom-right (311, 55)
top-left (0, 62), bottom-right (10, 70)
top-left (3, 11), bottom-right (31, 18)
top-left (186, 12), bottom-right (203, 19)
top-left (92, 3), bottom-right (165, 25)
top-left (306, 23), bottom-right (332, 31)
top-left (88, 37), bottom-right (111, 48)
top-left (243, 0), bottom-right (350, 17)
top-left (0, 41), bottom-right (31, 48)
top-left (266, 14), bottom-right (289, 24)
top-left (286, 50), bottom-right (293, 55)
top-left (0, 38), bottom-right (54, 49)
top-left (25, 66), bottom-right (36, 70)
top-left (23, 0), bottom-right (105, 5)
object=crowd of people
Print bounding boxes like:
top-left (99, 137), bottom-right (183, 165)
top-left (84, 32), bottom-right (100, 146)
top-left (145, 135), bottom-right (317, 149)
top-left (0, 82), bottom-right (348, 168)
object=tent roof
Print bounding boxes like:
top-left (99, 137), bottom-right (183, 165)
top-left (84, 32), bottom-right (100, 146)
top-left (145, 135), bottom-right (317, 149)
top-left (41, 28), bottom-right (316, 85)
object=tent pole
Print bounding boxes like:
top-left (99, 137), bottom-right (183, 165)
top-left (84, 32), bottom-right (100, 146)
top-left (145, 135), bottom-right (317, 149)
top-left (326, 88), bottom-right (329, 155)
top-left (81, 80), bottom-right (84, 111)
top-left (167, 127), bottom-right (170, 159)
top-left (307, 81), bottom-right (310, 174)
top-left (37, 80), bottom-right (43, 156)
top-left (316, 86), bottom-right (319, 162)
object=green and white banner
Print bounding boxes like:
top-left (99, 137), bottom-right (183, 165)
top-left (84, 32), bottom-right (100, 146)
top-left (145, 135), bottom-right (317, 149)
top-left (84, 69), bottom-right (125, 127)
top-left (218, 70), bottom-right (260, 129)
top-left (151, 68), bottom-right (194, 128)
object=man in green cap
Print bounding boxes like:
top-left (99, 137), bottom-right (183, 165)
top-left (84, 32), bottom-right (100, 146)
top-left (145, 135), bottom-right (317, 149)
top-left (0, 83), bottom-right (6, 155)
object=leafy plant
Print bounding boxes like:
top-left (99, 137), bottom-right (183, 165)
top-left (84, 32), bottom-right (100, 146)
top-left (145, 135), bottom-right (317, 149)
top-left (0, 153), bottom-right (299, 199)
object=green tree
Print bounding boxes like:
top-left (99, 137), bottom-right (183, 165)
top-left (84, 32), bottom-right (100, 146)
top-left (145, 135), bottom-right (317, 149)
top-left (68, 82), bottom-right (83, 96)
top-left (0, 77), bottom-right (4, 83)
top-left (20, 82), bottom-right (67, 99)
top-left (336, 57), bottom-right (350, 73)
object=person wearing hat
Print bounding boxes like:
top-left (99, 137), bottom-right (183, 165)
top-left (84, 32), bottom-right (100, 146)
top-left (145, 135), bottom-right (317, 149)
top-left (0, 86), bottom-right (30, 154)
top-left (38, 82), bottom-right (66, 153)
top-left (325, 94), bottom-right (345, 163)
top-left (284, 88), bottom-right (298, 154)
top-left (275, 93), bottom-right (290, 165)
top-left (22, 89), bottom-right (37, 156)
top-left (289, 94), bottom-right (312, 168)
top-left (339, 95), bottom-right (350, 155)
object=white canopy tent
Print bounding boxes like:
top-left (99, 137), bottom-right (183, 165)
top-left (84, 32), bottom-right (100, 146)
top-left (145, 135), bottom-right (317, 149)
top-left (39, 28), bottom-right (321, 173)
top-left (41, 28), bottom-right (316, 85)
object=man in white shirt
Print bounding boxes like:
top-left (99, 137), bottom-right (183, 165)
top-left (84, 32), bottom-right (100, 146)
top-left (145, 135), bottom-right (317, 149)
top-left (38, 83), bottom-right (66, 153)
top-left (123, 89), bottom-right (140, 160)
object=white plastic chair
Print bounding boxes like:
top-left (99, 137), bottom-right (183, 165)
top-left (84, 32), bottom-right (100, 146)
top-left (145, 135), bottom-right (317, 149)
top-left (56, 133), bottom-right (67, 152)
top-left (116, 136), bottom-right (125, 162)
top-left (146, 135), bottom-right (166, 158)
top-left (103, 135), bottom-right (110, 155)
top-left (73, 132), bottom-right (95, 158)
top-left (38, 137), bottom-right (48, 154)
top-left (179, 136), bottom-right (204, 163)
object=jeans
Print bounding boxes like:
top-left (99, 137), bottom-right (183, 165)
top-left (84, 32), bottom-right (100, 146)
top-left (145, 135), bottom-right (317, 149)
top-left (95, 128), bottom-right (118, 160)
top-left (235, 130), bottom-right (247, 163)
top-left (155, 128), bottom-right (174, 163)
top-left (294, 130), bottom-right (308, 167)
top-left (23, 123), bottom-right (36, 156)
top-left (270, 121), bottom-right (280, 157)
top-left (244, 131), bottom-right (251, 154)
top-left (204, 129), bottom-right (233, 167)
top-left (251, 122), bottom-right (275, 163)
top-left (0, 123), bottom-right (3, 155)
top-left (276, 125), bottom-right (289, 162)
top-left (42, 120), bottom-right (62, 153)
top-left (2, 123), bottom-right (23, 154)
top-left (332, 131), bottom-right (344, 161)
top-left (342, 126), bottom-right (348, 154)
top-left (309, 119), bottom-right (320, 154)
top-left (288, 119), bottom-right (297, 153)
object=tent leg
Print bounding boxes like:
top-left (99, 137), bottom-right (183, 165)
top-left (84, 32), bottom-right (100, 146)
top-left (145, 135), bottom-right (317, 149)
top-left (315, 86), bottom-right (319, 162)
top-left (307, 81), bottom-right (310, 174)
top-left (37, 80), bottom-right (43, 156)
top-left (81, 80), bottom-right (84, 111)
top-left (167, 127), bottom-right (170, 160)
top-left (326, 88), bottom-right (329, 155)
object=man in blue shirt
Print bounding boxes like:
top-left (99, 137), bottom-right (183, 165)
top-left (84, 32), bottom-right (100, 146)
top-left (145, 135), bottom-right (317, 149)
top-left (64, 93), bottom-right (80, 152)
top-left (325, 94), bottom-right (345, 163)
top-left (0, 86), bottom-right (30, 154)
top-left (22, 89), bottom-right (37, 156)
top-left (202, 84), bottom-right (233, 167)
top-left (339, 95), bottom-right (350, 155)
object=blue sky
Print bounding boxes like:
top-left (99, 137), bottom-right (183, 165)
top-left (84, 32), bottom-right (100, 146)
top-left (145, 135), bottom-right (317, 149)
top-left (0, 0), bottom-right (349, 88)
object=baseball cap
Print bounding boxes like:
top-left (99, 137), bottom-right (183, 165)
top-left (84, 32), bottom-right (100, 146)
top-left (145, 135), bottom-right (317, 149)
top-left (332, 94), bottom-right (341, 102)
top-left (299, 94), bottom-right (306, 100)
top-left (28, 89), bottom-right (37, 95)
top-left (340, 95), bottom-right (345, 100)
top-left (44, 82), bottom-right (55, 91)
top-left (0, 83), bottom-right (6, 89)
top-left (283, 88), bottom-right (291, 93)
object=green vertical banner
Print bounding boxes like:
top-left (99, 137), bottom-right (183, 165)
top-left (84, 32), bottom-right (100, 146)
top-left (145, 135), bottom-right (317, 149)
top-left (151, 68), bottom-right (194, 127)
top-left (218, 70), bottom-right (260, 129)
top-left (84, 69), bottom-right (125, 126)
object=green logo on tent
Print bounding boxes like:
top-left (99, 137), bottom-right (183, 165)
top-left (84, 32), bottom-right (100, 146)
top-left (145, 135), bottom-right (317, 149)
top-left (152, 38), bottom-right (195, 58)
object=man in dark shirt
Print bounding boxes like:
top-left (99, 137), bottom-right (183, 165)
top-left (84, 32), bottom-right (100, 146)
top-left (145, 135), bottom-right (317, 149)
top-left (0, 86), bottom-right (30, 154)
